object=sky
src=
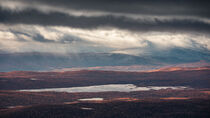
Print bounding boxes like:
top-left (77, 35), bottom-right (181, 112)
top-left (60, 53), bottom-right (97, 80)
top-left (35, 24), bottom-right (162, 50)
top-left (0, 0), bottom-right (210, 71)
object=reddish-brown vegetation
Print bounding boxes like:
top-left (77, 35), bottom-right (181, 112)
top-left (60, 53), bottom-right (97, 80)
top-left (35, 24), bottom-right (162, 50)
top-left (0, 99), bottom-right (210, 118)
top-left (0, 89), bottom-right (210, 108)
top-left (0, 68), bottom-right (210, 90)
top-left (0, 68), bottom-right (209, 117)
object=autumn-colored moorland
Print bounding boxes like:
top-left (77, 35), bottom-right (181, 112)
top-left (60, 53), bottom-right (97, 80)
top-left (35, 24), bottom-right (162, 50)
top-left (0, 67), bottom-right (210, 118)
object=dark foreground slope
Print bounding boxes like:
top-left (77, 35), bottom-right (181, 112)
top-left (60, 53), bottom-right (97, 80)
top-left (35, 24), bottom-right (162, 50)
top-left (0, 99), bottom-right (210, 118)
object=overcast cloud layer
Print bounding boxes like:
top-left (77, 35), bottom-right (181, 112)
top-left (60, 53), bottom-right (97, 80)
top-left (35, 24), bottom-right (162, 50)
top-left (0, 0), bottom-right (210, 32)
top-left (0, 0), bottom-right (210, 71)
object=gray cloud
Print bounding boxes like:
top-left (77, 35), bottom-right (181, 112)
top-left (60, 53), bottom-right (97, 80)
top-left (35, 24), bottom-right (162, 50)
top-left (0, 0), bottom-right (210, 70)
top-left (0, 24), bottom-right (209, 54)
top-left (4, 0), bottom-right (209, 18)
top-left (32, 34), bottom-right (54, 43)
top-left (0, 7), bottom-right (210, 33)
top-left (5, 28), bottom-right (86, 44)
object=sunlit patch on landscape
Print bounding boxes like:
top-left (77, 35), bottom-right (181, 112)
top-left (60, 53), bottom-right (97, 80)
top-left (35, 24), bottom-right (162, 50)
top-left (78, 98), bottom-right (104, 101)
top-left (160, 97), bottom-right (190, 100)
top-left (80, 107), bottom-right (94, 110)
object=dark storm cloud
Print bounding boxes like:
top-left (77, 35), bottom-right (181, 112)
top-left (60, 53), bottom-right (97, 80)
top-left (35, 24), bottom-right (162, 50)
top-left (32, 34), bottom-right (54, 43)
top-left (32, 34), bottom-right (85, 43)
top-left (7, 29), bottom-right (54, 42)
top-left (1, 0), bottom-right (210, 71)
top-left (16, 0), bottom-right (210, 18)
top-left (0, 7), bottom-right (210, 33)
top-left (2, 28), bottom-right (85, 44)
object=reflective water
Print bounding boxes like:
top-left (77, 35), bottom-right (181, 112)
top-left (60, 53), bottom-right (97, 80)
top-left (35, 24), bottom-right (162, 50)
top-left (19, 84), bottom-right (187, 93)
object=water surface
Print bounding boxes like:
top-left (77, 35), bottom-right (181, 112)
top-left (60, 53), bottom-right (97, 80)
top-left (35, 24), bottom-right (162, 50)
top-left (19, 84), bottom-right (187, 93)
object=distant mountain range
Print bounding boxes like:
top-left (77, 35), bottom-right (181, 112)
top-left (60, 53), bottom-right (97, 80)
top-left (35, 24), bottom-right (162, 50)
top-left (0, 48), bottom-right (209, 72)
